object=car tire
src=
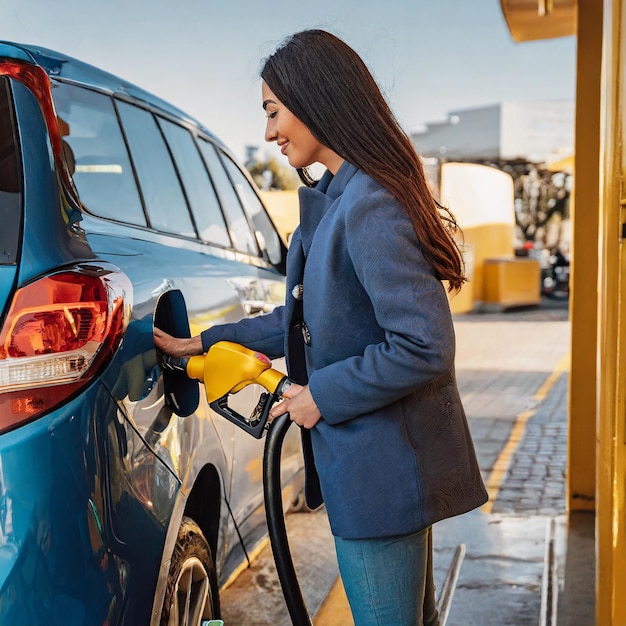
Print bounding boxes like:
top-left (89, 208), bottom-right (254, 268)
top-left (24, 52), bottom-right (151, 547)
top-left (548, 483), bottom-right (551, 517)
top-left (160, 516), bottom-right (220, 626)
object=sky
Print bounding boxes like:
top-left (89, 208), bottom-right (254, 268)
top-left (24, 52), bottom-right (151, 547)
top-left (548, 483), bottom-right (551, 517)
top-left (1, 0), bottom-right (577, 163)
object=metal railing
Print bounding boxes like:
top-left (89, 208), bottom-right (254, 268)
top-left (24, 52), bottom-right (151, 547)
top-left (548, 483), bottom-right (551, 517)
top-left (437, 543), bottom-right (467, 626)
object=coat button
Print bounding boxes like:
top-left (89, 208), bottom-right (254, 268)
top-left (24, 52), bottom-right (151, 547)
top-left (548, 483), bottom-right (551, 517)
top-left (292, 284), bottom-right (303, 300)
top-left (301, 321), bottom-right (311, 346)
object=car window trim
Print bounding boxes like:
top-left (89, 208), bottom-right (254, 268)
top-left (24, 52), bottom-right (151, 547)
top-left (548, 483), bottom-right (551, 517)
top-left (156, 115), bottom-right (234, 249)
top-left (152, 113), bottom-right (201, 239)
top-left (50, 77), bottom-right (280, 265)
top-left (217, 149), bottom-right (277, 257)
top-left (194, 136), bottom-right (252, 253)
top-left (50, 78), bottom-right (152, 227)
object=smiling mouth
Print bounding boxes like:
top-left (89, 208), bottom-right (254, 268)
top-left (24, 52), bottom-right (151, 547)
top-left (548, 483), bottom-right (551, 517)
top-left (280, 142), bottom-right (289, 155)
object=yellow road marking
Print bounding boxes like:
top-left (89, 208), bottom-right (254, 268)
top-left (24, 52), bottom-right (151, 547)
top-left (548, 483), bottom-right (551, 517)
top-left (219, 537), bottom-right (270, 592)
top-left (481, 353), bottom-right (570, 514)
top-left (313, 575), bottom-right (354, 625)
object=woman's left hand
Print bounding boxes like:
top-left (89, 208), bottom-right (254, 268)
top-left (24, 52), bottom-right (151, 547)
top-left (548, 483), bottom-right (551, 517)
top-left (270, 384), bottom-right (321, 429)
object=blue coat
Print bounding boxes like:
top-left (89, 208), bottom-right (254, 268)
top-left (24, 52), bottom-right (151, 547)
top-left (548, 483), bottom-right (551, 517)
top-left (201, 161), bottom-right (487, 539)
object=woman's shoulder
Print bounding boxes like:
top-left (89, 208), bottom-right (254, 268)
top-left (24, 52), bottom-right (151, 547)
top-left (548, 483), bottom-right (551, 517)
top-left (340, 168), bottom-right (405, 223)
top-left (344, 167), bottom-right (387, 198)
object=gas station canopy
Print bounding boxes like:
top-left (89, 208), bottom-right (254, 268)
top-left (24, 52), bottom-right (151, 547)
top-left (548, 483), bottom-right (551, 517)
top-left (499, 0), bottom-right (576, 42)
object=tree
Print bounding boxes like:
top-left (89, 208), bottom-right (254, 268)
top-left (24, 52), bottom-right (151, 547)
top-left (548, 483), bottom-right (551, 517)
top-left (245, 146), bottom-right (300, 191)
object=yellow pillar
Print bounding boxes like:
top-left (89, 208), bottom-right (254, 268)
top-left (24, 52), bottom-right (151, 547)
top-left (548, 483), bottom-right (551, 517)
top-left (596, 0), bottom-right (626, 623)
top-left (568, 0), bottom-right (602, 512)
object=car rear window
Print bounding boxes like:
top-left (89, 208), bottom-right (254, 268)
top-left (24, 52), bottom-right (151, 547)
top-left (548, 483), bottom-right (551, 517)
top-left (0, 76), bottom-right (22, 265)
top-left (50, 81), bottom-right (147, 226)
top-left (48, 79), bottom-right (277, 262)
top-left (116, 101), bottom-right (195, 237)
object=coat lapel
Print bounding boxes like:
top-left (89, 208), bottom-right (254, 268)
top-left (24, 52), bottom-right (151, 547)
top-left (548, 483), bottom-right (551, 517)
top-left (297, 162), bottom-right (359, 257)
top-left (288, 162), bottom-right (359, 512)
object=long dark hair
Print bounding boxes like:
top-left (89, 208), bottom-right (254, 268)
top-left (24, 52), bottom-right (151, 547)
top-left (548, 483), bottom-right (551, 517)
top-left (261, 29), bottom-right (466, 291)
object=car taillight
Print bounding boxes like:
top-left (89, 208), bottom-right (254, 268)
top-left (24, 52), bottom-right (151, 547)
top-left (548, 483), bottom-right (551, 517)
top-left (0, 266), bottom-right (132, 433)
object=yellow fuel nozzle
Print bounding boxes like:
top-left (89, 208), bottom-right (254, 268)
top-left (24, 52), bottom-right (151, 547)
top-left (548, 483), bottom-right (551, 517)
top-left (165, 341), bottom-right (289, 438)
top-left (184, 341), bottom-right (285, 401)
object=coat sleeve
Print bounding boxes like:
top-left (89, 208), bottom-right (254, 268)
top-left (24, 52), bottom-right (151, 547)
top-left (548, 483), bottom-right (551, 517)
top-left (198, 226), bottom-right (305, 359)
top-left (200, 305), bottom-right (286, 359)
top-left (307, 187), bottom-right (457, 425)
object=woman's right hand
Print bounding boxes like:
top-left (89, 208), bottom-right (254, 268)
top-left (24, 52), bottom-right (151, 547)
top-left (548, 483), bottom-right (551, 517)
top-left (153, 327), bottom-right (204, 358)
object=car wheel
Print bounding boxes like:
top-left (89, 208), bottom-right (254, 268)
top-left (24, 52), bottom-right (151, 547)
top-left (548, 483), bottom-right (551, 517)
top-left (160, 516), bottom-right (220, 626)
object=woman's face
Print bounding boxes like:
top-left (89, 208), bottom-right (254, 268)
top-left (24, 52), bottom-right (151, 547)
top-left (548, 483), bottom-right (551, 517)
top-left (262, 82), bottom-right (343, 174)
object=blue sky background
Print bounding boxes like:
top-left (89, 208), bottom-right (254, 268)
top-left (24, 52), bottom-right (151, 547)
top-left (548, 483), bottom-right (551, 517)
top-left (2, 0), bottom-right (576, 162)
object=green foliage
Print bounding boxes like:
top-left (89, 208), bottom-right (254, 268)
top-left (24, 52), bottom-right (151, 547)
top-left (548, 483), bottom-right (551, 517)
top-left (246, 154), bottom-right (300, 191)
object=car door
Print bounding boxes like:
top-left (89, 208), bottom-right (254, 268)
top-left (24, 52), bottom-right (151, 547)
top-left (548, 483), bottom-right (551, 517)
top-left (52, 79), bottom-right (299, 561)
top-left (191, 138), bottom-right (296, 546)
top-left (200, 144), bottom-right (304, 545)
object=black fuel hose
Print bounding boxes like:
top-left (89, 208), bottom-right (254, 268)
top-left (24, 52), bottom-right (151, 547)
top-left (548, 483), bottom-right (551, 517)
top-left (263, 412), bottom-right (313, 626)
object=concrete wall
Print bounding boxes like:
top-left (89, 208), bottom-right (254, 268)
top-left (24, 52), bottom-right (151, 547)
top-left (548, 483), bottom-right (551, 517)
top-left (413, 104), bottom-right (501, 160)
top-left (500, 101), bottom-right (574, 162)
top-left (412, 101), bottom-right (574, 164)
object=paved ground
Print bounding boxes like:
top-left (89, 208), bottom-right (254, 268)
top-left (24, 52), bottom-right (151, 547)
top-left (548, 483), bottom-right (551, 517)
top-left (433, 300), bottom-right (573, 626)
top-left (220, 298), bottom-right (579, 626)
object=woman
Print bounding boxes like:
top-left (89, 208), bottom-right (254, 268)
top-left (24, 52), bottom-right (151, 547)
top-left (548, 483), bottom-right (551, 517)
top-left (154, 29), bottom-right (488, 626)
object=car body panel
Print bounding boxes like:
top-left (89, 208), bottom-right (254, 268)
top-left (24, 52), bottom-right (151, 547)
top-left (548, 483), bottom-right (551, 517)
top-left (0, 41), bottom-right (303, 625)
top-left (0, 270), bottom-right (17, 318)
top-left (0, 379), bottom-right (173, 625)
top-left (11, 79), bottom-right (95, 283)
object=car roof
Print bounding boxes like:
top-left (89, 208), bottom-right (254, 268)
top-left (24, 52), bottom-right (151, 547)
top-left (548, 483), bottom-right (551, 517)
top-left (0, 40), bottom-right (225, 148)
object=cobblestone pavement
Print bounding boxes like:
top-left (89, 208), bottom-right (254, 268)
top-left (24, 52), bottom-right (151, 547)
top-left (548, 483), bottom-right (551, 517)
top-left (453, 302), bottom-right (570, 517)
top-left (494, 372), bottom-right (568, 515)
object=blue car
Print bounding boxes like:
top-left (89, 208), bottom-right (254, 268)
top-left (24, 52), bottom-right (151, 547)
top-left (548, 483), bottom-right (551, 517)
top-left (0, 41), bottom-right (304, 625)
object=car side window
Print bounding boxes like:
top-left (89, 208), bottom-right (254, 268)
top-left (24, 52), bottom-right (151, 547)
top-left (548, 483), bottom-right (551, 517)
top-left (116, 101), bottom-right (195, 237)
top-left (220, 155), bottom-right (283, 266)
top-left (197, 139), bottom-right (258, 256)
top-left (0, 76), bottom-right (22, 265)
top-left (158, 118), bottom-right (230, 247)
top-left (51, 82), bottom-right (146, 226)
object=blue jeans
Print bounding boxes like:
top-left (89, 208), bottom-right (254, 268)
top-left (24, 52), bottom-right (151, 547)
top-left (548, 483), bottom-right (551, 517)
top-left (334, 526), bottom-right (439, 626)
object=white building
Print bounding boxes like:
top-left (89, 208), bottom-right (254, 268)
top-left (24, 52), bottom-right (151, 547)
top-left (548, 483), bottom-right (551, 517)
top-left (411, 101), bottom-right (574, 165)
